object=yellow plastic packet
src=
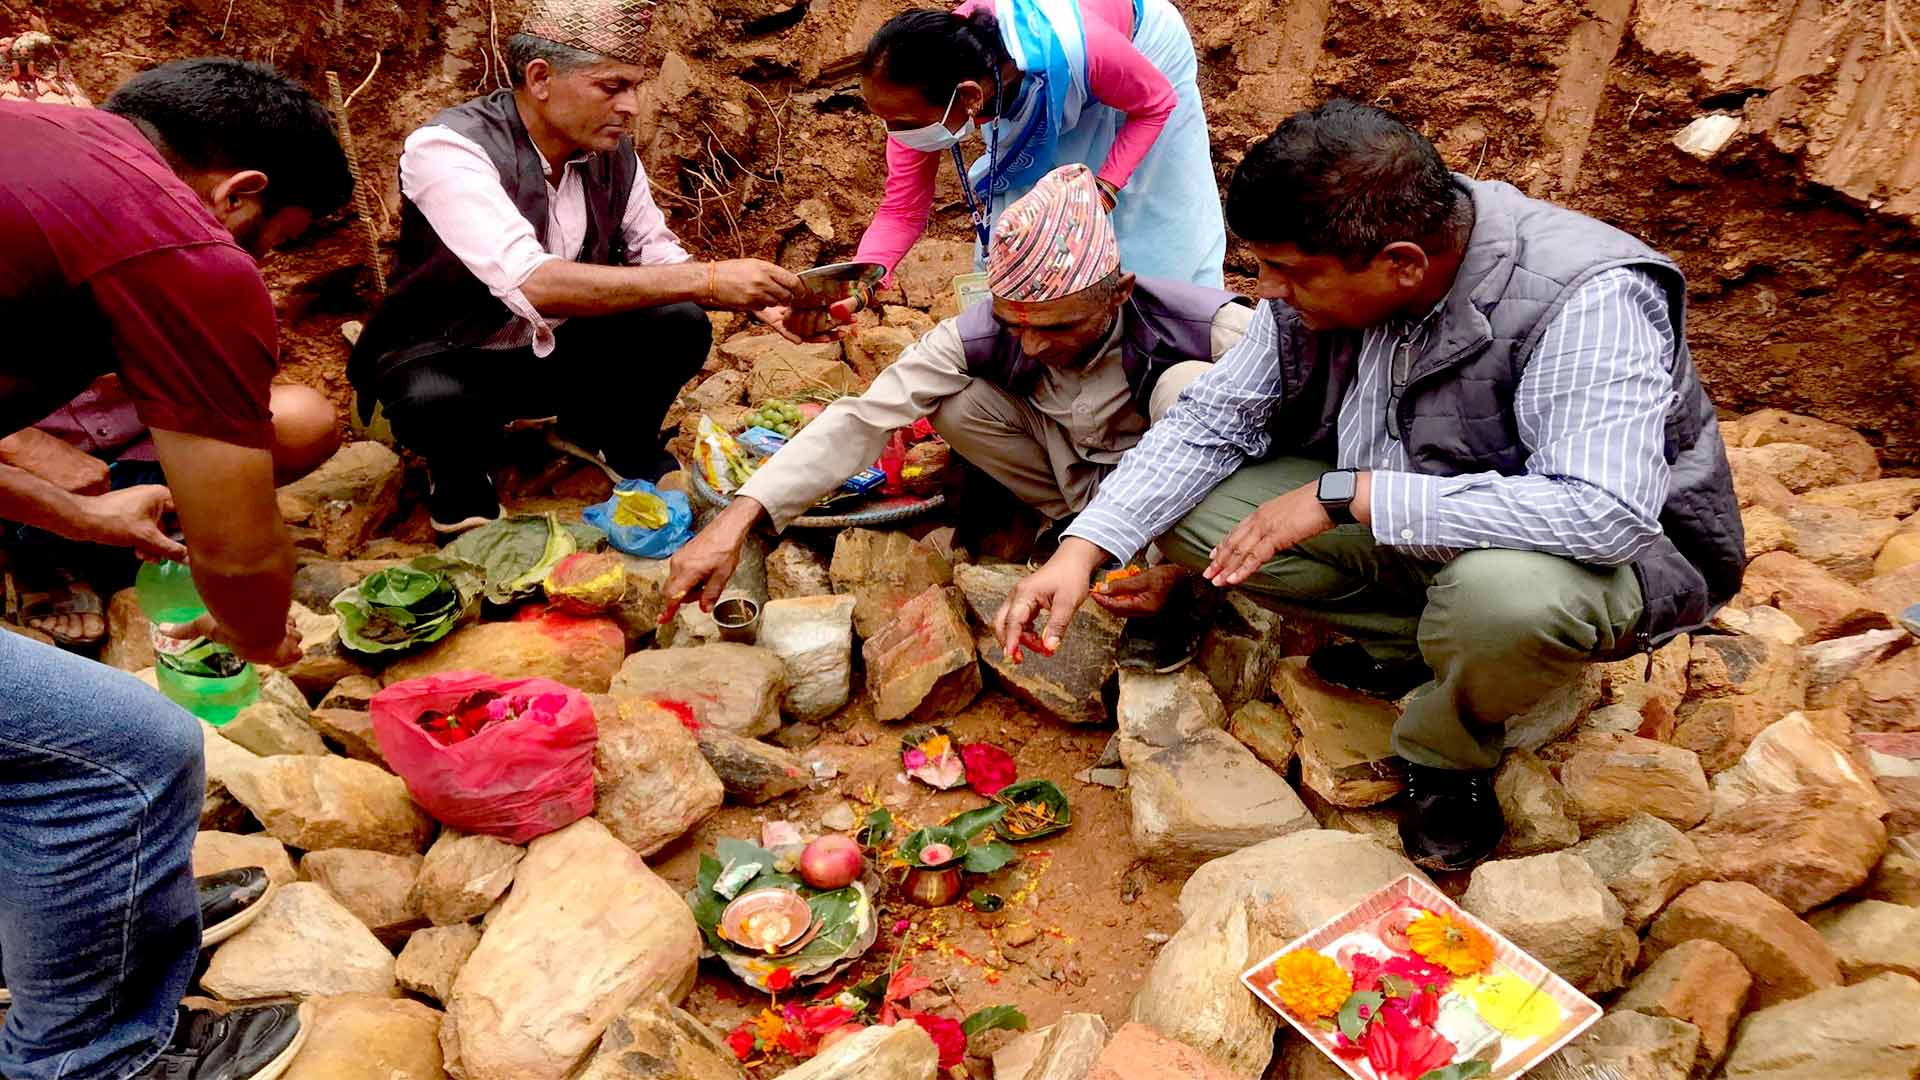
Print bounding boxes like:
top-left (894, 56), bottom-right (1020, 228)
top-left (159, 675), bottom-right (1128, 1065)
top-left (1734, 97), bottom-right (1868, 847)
top-left (610, 489), bottom-right (670, 529)
top-left (694, 414), bottom-right (756, 494)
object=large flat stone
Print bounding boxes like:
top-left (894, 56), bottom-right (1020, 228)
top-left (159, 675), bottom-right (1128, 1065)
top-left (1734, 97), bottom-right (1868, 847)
top-left (1616, 938), bottom-right (1754, 1068)
top-left (1461, 852), bottom-right (1637, 993)
top-left (1567, 812), bottom-right (1708, 928)
top-left (1645, 881), bottom-right (1840, 1008)
top-left (223, 755), bottom-right (435, 857)
top-left (758, 594), bottom-right (857, 723)
top-left (300, 848), bottom-right (426, 946)
top-left (591, 696), bottom-right (723, 856)
top-left (1808, 900), bottom-right (1920, 982)
top-left (1690, 789), bottom-right (1887, 913)
top-left (1560, 734), bottom-right (1711, 832)
top-left (954, 563), bottom-right (1122, 726)
top-left (280, 993), bottom-right (444, 1080)
top-left (1271, 657), bottom-right (1403, 807)
top-left (384, 607), bottom-right (626, 694)
top-left (203, 882), bottom-right (397, 1000)
top-left (1177, 829), bottom-right (1423, 938)
top-left (1721, 972), bottom-right (1920, 1079)
top-left (1128, 897), bottom-right (1279, 1077)
top-left (610, 643), bottom-right (785, 738)
top-left (830, 528), bottom-right (952, 639)
top-left (863, 585), bottom-right (980, 724)
top-left (1126, 729), bottom-right (1314, 873)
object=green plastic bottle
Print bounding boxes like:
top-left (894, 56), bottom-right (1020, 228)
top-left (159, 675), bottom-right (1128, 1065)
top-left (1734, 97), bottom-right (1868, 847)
top-left (134, 560), bottom-right (258, 725)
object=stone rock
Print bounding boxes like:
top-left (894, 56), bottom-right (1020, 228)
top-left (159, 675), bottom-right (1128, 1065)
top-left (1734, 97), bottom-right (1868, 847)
top-left (1724, 443), bottom-right (1859, 494)
top-left (746, 349), bottom-right (858, 404)
top-left (1711, 603), bottom-right (1809, 646)
top-left (1560, 734), bottom-right (1711, 832)
top-left (1781, 504), bottom-right (1904, 583)
top-left (573, 992), bottom-right (745, 1080)
top-left (1495, 749), bottom-right (1582, 855)
top-left (609, 556), bottom-right (669, 649)
top-left (278, 442), bottom-right (406, 558)
top-left (1460, 852), bottom-right (1637, 992)
top-left (281, 993), bottom-right (445, 1080)
top-left (831, 529), bottom-right (953, 639)
top-left (1739, 551), bottom-right (1894, 641)
top-left (1862, 848), bottom-right (1920, 906)
top-left (696, 727), bottom-right (808, 804)
top-left (194, 830), bottom-right (297, 887)
top-left (954, 563), bottom-right (1123, 726)
top-left (1014, 1014), bottom-right (1108, 1080)
top-left (1804, 478), bottom-right (1920, 519)
top-left (1271, 657), bottom-right (1403, 807)
top-left (203, 882), bottom-right (397, 999)
top-left (1178, 829), bottom-right (1422, 937)
top-left (759, 594), bottom-right (857, 722)
top-left (1196, 592), bottom-right (1285, 713)
top-left (301, 848), bottom-right (426, 946)
top-left (1269, 1038), bottom-right (1353, 1080)
top-left (882, 305), bottom-right (938, 336)
top-left (292, 558), bottom-right (404, 613)
top-left (609, 643), bottom-right (785, 738)
top-left (1128, 898), bottom-right (1278, 1077)
top-left (717, 331), bottom-right (842, 369)
top-left (279, 601), bottom-right (372, 697)
top-left (1617, 938), bottom-right (1753, 1068)
top-left (1805, 629), bottom-right (1911, 707)
top-left (1809, 900), bottom-right (1920, 982)
top-left (385, 609), bottom-right (625, 693)
top-left (686, 367), bottom-right (749, 412)
top-left (1744, 504), bottom-right (1795, 559)
top-left (1116, 667), bottom-right (1226, 751)
top-left (222, 675), bottom-right (329, 758)
top-left (1127, 728), bottom-right (1314, 873)
top-left (397, 923), bottom-right (482, 1005)
top-left (1646, 881), bottom-right (1841, 1008)
top-left (103, 586), bottom-right (153, 671)
top-left (890, 240), bottom-right (975, 316)
top-left (448, 819), bottom-right (701, 1080)
top-left (775, 1021), bottom-right (937, 1080)
top-left (1674, 634), bottom-right (1809, 772)
top-left (224, 755), bottom-right (434, 857)
top-left (1691, 789), bottom-right (1887, 912)
top-left (1873, 517), bottom-right (1920, 577)
top-left (1503, 665), bottom-right (1605, 750)
top-left (1841, 645), bottom-right (1920, 734)
top-left (766, 539), bottom-right (833, 600)
top-left (843, 324), bottom-right (918, 383)
top-left (1721, 972), bottom-right (1920, 1079)
top-left (1857, 731), bottom-right (1920, 834)
top-left (590, 695), bottom-right (722, 856)
top-left (411, 831), bottom-right (524, 926)
top-left (1226, 701), bottom-right (1296, 775)
top-left (1596, 633), bottom-right (1692, 734)
top-left (1086, 1023), bottom-right (1238, 1080)
top-left (1568, 813), bottom-right (1708, 928)
top-left (319, 673), bottom-right (381, 713)
top-left (1730, 449), bottom-right (1800, 511)
top-left (863, 585), bottom-right (981, 723)
top-left (1723, 409), bottom-right (1881, 484)
top-left (1713, 712), bottom-right (1891, 818)
top-left (198, 719), bottom-right (260, 831)
top-left (1547, 1011), bottom-right (1700, 1080)
top-left (311, 707), bottom-right (385, 766)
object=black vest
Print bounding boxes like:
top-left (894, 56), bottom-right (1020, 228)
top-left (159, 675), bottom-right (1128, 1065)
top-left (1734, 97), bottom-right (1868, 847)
top-left (348, 90), bottom-right (636, 412)
top-left (956, 278), bottom-right (1247, 415)
top-left (1268, 177), bottom-right (1744, 646)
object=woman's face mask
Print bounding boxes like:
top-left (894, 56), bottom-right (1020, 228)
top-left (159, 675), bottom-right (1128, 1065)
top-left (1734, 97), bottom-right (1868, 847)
top-left (888, 84), bottom-right (976, 152)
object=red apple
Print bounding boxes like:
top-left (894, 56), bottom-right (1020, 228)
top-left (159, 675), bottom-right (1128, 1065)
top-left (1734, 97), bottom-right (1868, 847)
top-left (799, 834), bottom-right (864, 890)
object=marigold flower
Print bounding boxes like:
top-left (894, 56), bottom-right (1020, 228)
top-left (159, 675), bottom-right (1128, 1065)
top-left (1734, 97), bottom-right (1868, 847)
top-left (1405, 912), bottom-right (1494, 976)
top-left (1270, 949), bottom-right (1353, 1020)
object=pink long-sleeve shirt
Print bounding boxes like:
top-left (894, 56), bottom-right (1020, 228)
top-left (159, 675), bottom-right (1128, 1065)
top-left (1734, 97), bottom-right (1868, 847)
top-left (854, 0), bottom-right (1177, 274)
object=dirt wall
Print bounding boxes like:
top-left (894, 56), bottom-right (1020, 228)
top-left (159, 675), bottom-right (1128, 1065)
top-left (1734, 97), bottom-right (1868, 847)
top-left (20, 0), bottom-right (1920, 466)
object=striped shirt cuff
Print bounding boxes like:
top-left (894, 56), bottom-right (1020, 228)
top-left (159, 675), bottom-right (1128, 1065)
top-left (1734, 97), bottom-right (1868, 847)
top-left (1061, 508), bottom-right (1148, 566)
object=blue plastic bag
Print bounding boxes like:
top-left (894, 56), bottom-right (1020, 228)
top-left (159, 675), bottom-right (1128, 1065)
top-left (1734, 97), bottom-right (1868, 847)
top-left (583, 480), bottom-right (694, 558)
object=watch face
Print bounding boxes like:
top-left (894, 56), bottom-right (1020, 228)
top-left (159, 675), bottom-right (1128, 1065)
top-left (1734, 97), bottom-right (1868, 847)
top-left (1319, 471), bottom-right (1357, 502)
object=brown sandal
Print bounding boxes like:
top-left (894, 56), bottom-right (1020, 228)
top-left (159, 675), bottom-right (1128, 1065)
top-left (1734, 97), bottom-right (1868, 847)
top-left (16, 568), bottom-right (106, 649)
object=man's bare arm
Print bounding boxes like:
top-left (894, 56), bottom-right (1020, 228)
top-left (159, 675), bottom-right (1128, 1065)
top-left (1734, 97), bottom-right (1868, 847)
top-left (519, 258), bottom-right (801, 317)
top-left (150, 427), bottom-right (293, 652)
top-left (0, 462), bottom-right (187, 562)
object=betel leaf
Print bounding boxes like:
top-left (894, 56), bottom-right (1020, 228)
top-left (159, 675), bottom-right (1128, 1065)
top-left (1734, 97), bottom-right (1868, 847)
top-left (963, 841), bottom-right (1017, 874)
top-left (994, 779), bottom-right (1072, 841)
top-left (944, 804), bottom-right (1007, 843)
top-left (1337, 991), bottom-right (1383, 1044)
top-left (332, 555), bottom-right (482, 654)
top-left (961, 1005), bottom-right (1029, 1038)
top-left (899, 826), bottom-right (968, 869)
top-left (444, 513), bottom-right (600, 604)
top-left (1417, 1064), bottom-right (1492, 1080)
top-left (858, 808), bottom-right (894, 848)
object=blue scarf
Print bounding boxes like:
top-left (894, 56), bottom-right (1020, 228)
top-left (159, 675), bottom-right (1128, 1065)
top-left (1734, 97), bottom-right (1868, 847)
top-left (976, 0), bottom-right (1143, 199)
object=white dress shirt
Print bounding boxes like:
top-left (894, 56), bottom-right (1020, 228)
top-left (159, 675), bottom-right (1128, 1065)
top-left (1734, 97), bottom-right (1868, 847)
top-left (398, 124), bottom-right (692, 357)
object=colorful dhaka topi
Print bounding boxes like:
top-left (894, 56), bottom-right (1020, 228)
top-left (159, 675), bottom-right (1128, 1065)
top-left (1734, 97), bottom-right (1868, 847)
top-left (986, 163), bottom-right (1122, 303)
top-left (521, 0), bottom-right (657, 66)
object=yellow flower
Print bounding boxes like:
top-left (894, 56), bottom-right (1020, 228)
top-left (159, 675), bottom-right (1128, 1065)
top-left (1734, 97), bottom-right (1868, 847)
top-left (1457, 970), bottom-right (1564, 1038)
top-left (919, 733), bottom-right (952, 758)
top-left (1406, 912), bottom-right (1495, 976)
top-left (1270, 949), bottom-right (1353, 1020)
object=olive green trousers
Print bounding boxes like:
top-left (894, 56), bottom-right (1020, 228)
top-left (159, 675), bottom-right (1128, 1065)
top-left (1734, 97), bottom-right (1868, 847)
top-left (1159, 457), bottom-right (1644, 770)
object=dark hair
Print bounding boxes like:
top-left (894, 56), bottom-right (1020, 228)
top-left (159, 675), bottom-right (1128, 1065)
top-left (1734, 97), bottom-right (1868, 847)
top-left (862, 9), bottom-right (1010, 108)
top-left (504, 32), bottom-right (605, 87)
top-left (104, 58), bottom-right (351, 218)
top-left (1225, 100), bottom-right (1466, 267)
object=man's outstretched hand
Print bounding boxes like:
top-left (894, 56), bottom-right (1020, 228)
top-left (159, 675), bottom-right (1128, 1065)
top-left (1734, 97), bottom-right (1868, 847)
top-left (1090, 564), bottom-right (1188, 617)
top-left (164, 611), bottom-right (305, 669)
top-left (757, 296), bottom-right (866, 344)
top-left (992, 537), bottom-right (1109, 657)
top-left (708, 259), bottom-right (803, 310)
top-left (662, 497), bottom-right (765, 624)
top-left (74, 485), bottom-right (188, 563)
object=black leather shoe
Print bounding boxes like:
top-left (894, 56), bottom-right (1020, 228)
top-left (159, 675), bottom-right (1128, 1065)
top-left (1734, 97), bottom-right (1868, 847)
top-left (1399, 763), bottom-right (1505, 872)
top-left (133, 1003), bottom-right (310, 1080)
top-left (1308, 643), bottom-right (1433, 700)
top-left (199, 867), bottom-right (273, 947)
top-left (1114, 584), bottom-right (1217, 674)
top-left (428, 468), bottom-right (501, 535)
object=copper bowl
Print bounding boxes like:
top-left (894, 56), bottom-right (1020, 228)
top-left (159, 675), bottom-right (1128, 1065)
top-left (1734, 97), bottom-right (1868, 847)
top-left (720, 888), bottom-right (813, 953)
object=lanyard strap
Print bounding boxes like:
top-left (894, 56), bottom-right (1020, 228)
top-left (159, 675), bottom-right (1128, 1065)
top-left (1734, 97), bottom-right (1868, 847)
top-left (952, 145), bottom-right (991, 249)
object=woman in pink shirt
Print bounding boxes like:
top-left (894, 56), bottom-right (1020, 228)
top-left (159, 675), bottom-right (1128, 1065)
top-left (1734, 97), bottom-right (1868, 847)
top-left (855, 0), bottom-right (1224, 290)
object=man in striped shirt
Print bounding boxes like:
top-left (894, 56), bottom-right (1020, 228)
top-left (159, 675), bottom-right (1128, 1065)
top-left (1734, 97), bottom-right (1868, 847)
top-left (997, 101), bottom-right (1743, 871)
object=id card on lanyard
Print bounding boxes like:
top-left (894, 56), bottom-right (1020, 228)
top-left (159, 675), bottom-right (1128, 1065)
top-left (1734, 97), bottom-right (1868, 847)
top-left (952, 118), bottom-right (998, 309)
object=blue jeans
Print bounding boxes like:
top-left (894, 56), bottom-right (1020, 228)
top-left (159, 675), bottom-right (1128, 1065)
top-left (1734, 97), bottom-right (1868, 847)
top-left (0, 629), bottom-right (202, 1079)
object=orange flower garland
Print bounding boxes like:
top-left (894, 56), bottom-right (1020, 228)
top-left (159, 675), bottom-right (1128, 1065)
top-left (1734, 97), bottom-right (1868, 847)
top-left (1405, 911), bottom-right (1494, 977)
top-left (1271, 949), bottom-right (1353, 1020)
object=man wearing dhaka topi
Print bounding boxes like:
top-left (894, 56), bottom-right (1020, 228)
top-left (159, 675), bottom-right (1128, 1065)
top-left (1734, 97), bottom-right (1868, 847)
top-left (350, 0), bottom-right (806, 534)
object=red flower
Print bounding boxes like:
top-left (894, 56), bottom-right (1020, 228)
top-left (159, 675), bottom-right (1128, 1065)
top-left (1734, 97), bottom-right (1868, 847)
top-left (767, 966), bottom-right (795, 992)
top-left (1349, 952), bottom-right (1454, 996)
top-left (725, 1023), bottom-right (757, 1061)
top-left (909, 1012), bottom-right (969, 1070)
top-left (1361, 1000), bottom-right (1457, 1080)
top-left (962, 743), bottom-right (1018, 796)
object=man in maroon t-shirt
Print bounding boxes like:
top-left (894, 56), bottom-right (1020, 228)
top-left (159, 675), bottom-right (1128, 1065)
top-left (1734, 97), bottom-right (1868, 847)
top-left (0, 59), bottom-right (350, 1079)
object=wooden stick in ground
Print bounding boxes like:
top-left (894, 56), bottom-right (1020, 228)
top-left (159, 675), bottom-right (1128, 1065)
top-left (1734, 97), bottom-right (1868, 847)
top-left (325, 69), bottom-right (388, 296)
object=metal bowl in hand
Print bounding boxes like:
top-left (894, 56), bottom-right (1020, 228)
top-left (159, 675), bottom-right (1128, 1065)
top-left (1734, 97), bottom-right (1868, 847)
top-left (792, 261), bottom-right (885, 308)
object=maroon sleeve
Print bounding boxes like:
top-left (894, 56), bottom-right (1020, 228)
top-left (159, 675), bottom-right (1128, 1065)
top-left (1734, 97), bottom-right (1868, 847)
top-left (85, 243), bottom-right (278, 450)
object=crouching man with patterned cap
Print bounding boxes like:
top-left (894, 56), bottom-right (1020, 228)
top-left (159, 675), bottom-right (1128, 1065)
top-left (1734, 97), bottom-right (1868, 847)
top-left (350, 0), bottom-right (805, 533)
top-left (665, 163), bottom-right (1253, 611)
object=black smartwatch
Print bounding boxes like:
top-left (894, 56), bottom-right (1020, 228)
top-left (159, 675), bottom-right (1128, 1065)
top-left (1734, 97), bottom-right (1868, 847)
top-left (1316, 469), bottom-right (1359, 525)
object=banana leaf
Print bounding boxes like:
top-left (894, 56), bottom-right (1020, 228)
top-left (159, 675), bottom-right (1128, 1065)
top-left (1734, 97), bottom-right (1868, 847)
top-left (332, 555), bottom-right (483, 654)
top-left (686, 836), bottom-right (877, 992)
top-left (442, 513), bottom-right (607, 604)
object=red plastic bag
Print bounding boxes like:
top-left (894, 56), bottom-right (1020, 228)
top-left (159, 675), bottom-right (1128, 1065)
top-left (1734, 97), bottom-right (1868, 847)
top-left (370, 671), bottom-right (598, 844)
